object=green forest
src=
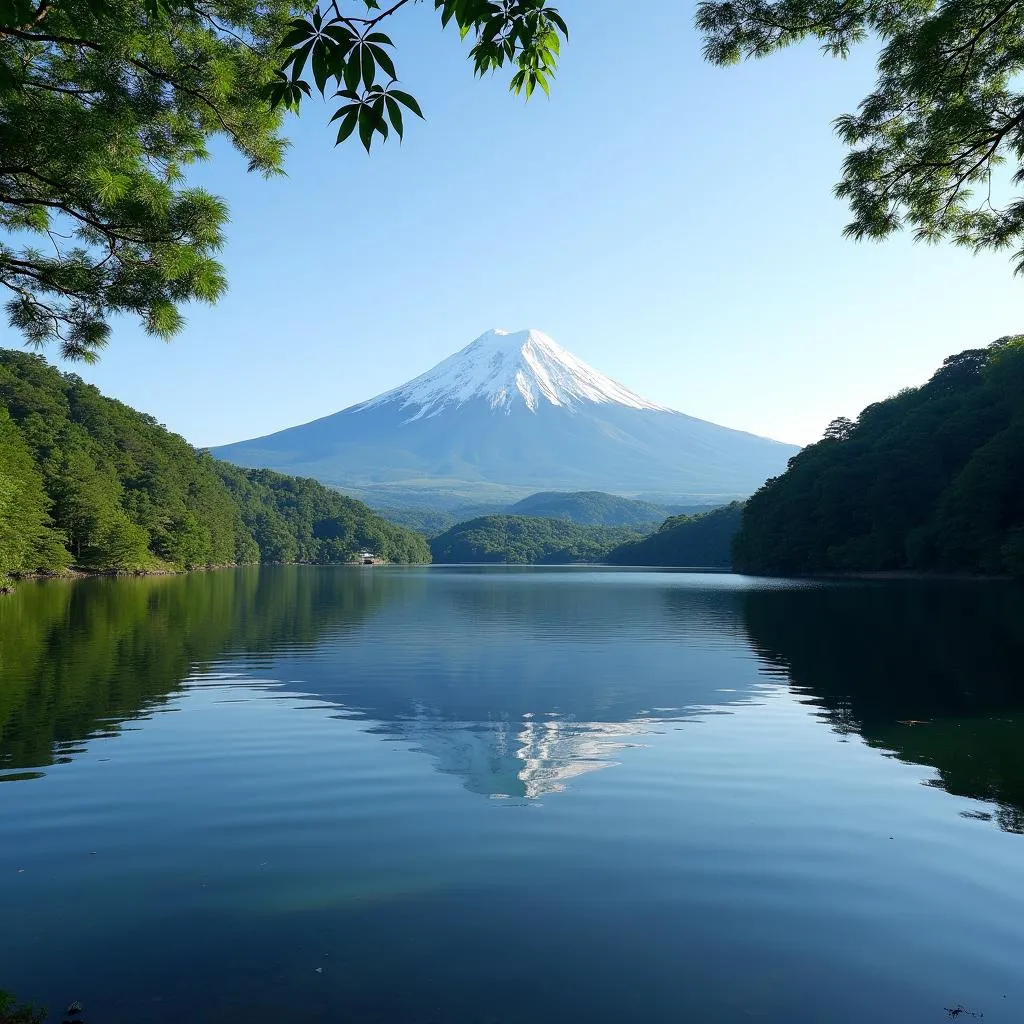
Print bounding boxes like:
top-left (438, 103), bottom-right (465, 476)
top-left (606, 503), bottom-right (743, 568)
top-left (734, 337), bottom-right (1024, 577)
top-left (506, 491), bottom-right (677, 527)
top-left (0, 350), bottom-right (429, 585)
top-left (216, 465), bottom-right (430, 566)
top-left (429, 515), bottom-right (646, 564)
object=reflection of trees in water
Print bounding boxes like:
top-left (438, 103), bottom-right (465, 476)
top-left (19, 569), bottom-right (1018, 815)
top-left (0, 567), bottom-right (392, 772)
top-left (741, 582), bottom-right (1024, 832)
top-left (0, 568), bottom-right (773, 798)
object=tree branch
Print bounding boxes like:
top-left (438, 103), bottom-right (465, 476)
top-left (0, 26), bottom-right (103, 49)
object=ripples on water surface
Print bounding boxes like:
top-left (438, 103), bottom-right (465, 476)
top-left (2, 566), bottom-right (1024, 1023)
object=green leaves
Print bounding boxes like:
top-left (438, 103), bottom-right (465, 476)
top-left (696, 0), bottom-right (1024, 274)
top-left (270, 0), bottom-right (568, 153)
top-left (1, 0), bottom-right (295, 358)
top-left (269, 7), bottom-right (419, 152)
top-left (329, 83), bottom-right (421, 150)
top-left (0, 0), bottom-right (570, 359)
top-left (433, 0), bottom-right (566, 98)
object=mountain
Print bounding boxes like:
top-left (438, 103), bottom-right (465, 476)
top-left (734, 337), bottom-right (1024, 577)
top-left (213, 329), bottom-right (799, 503)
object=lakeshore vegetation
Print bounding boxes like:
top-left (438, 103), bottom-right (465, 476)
top-left (733, 338), bottom-right (1024, 577)
top-left (0, 349), bottom-right (429, 585)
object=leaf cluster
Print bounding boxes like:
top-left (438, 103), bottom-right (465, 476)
top-left (266, 0), bottom-right (567, 151)
top-left (0, 0), bottom-right (295, 357)
top-left (696, 0), bottom-right (1024, 270)
top-left (0, 0), bottom-right (568, 353)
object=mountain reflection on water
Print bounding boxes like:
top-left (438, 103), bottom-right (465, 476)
top-left (2, 567), bottom-right (1024, 826)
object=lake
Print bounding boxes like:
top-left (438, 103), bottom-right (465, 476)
top-left (2, 566), bottom-right (1023, 1024)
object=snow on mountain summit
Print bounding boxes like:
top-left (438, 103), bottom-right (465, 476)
top-left (360, 329), bottom-right (671, 420)
top-left (213, 326), bottom-right (800, 500)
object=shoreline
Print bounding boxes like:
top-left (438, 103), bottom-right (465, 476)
top-left (3, 563), bottom-right (1016, 594)
top-left (760, 569), bottom-right (1016, 583)
top-left (1, 559), bottom-right (423, 592)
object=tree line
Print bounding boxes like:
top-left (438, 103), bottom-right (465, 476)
top-left (606, 503), bottom-right (742, 569)
top-left (429, 515), bottom-right (646, 565)
top-left (427, 509), bottom-right (743, 567)
top-left (0, 348), bottom-right (429, 586)
top-left (734, 337), bottom-right (1024, 577)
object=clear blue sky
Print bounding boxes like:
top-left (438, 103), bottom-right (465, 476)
top-left (38, 0), bottom-right (1024, 447)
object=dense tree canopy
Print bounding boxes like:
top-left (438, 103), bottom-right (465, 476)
top-left (217, 463), bottom-right (431, 564)
top-left (506, 490), bottom-right (676, 527)
top-left (697, 0), bottom-right (1024, 271)
top-left (606, 503), bottom-right (743, 568)
top-left (429, 515), bottom-right (644, 564)
top-left (0, 347), bottom-right (429, 582)
top-left (733, 337), bottom-right (1024, 576)
top-left (0, 0), bottom-right (567, 357)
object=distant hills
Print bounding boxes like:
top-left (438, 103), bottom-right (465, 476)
top-left (734, 337), bottom-right (1024, 577)
top-left (428, 506), bottom-right (743, 567)
top-left (430, 516), bottom-right (647, 565)
top-left (606, 504), bottom-right (743, 569)
top-left (507, 491), bottom-right (684, 526)
top-left (213, 328), bottom-right (799, 504)
top-left (377, 489), bottom-right (716, 536)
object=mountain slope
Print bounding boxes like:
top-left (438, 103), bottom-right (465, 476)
top-left (606, 503), bottom-right (743, 568)
top-left (734, 337), bottom-right (1024, 576)
top-left (0, 349), bottom-right (428, 582)
top-left (214, 329), bottom-right (799, 502)
top-left (217, 465), bottom-right (430, 564)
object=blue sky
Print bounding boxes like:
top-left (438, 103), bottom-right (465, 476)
top-left (42, 0), bottom-right (1024, 446)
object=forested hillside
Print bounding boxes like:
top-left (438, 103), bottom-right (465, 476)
top-left (217, 465), bottom-right (430, 565)
top-left (0, 351), bottom-right (428, 584)
top-left (430, 516), bottom-right (644, 564)
top-left (375, 503), bottom-right (504, 537)
top-left (606, 504), bottom-right (743, 568)
top-left (506, 491), bottom-right (674, 526)
top-left (734, 337), bottom-right (1024, 576)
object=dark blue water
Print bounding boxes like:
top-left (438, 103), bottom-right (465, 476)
top-left (2, 566), bottom-right (1023, 1023)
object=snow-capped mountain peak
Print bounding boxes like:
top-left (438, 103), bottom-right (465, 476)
top-left (360, 328), bottom-right (671, 420)
top-left (214, 325), bottom-right (800, 500)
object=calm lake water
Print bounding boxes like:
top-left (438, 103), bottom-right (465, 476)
top-left (2, 566), bottom-right (1024, 1024)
